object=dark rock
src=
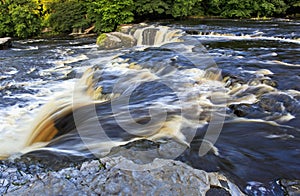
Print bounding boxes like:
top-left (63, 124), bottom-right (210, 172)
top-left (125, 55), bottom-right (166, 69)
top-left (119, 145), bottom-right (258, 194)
top-left (206, 186), bottom-right (231, 196)
top-left (229, 103), bottom-right (267, 119)
top-left (259, 93), bottom-right (298, 114)
top-left (0, 37), bottom-right (12, 50)
top-left (185, 30), bottom-right (201, 35)
top-left (281, 179), bottom-right (300, 196)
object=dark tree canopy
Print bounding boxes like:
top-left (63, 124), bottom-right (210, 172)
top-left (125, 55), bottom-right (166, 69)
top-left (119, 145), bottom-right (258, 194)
top-left (0, 0), bottom-right (299, 38)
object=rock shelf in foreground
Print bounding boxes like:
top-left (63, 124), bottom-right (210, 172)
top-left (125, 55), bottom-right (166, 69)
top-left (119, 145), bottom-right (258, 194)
top-left (1, 156), bottom-right (244, 195)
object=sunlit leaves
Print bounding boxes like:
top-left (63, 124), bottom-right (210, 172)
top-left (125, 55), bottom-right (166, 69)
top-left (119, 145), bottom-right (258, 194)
top-left (0, 0), bottom-right (41, 38)
top-left (87, 0), bottom-right (134, 33)
top-left (0, 0), bottom-right (298, 38)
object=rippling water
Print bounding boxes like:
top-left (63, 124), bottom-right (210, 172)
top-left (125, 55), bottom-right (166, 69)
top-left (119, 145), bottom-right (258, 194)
top-left (0, 19), bottom-right (299, 195)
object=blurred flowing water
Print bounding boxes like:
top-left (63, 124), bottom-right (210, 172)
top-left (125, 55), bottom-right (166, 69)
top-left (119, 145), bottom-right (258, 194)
top-left (0, 19), bottom-right (299, 195)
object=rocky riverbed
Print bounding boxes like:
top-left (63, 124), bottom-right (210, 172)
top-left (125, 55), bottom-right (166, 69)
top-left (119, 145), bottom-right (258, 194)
top-left (0, 156), bottom-right (299, 195)
top-left (0, 156), bottom-right (245, 195)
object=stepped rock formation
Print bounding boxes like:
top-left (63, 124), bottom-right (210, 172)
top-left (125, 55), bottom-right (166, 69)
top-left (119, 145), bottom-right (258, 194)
top-left (97, 24), bottom-right (183, 49)
top-left (1, 157), bottom-right (245, 195)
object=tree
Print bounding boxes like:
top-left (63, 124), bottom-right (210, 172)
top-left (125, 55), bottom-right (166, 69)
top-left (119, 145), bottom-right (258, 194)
top-left (202, 0), bottom-right (223, 15)
top-left (286, 0), bottom-right (300, 16)
top-left (0, 0), bottom-right (42, 38)
top-left (171, 0), bottom-right (202, 19)
top-left (0, 0), bottom-right (13, 37)
top-left (220, 0), bottom-right (253, 18)
top-left (46, 0), bottom-right (90, 33)
top-left (133, 0), bottom-right (171, 19)
top-left (87, 0), bottom-right (134, 33)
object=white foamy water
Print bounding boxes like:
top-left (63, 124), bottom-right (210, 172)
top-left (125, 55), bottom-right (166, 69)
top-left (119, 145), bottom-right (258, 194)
top-left (195, 34), bottom-right (300, 44)
top-left (0, 78), bottom-right (76, 158)
top-left (0, 42), bottom-right (129, 158)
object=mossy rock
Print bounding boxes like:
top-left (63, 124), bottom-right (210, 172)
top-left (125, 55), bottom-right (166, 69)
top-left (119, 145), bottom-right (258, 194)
top-left (96, 32), bottom-right (136, 50)
top-left (96, 33), bottom-right (108, 46)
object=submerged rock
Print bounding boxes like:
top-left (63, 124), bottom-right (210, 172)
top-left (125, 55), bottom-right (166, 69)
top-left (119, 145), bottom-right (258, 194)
top-left (0, 37), bottom-right (12, 50)
top-left (281, 179), bottom-right (300, 195)
top-left (1, 157), bottom-right (245, 195)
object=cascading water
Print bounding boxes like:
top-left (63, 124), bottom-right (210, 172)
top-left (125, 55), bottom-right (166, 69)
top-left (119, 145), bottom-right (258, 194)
top-left (132, 25), bottom-right (183, 46)
top-left (0, 20), bottom-right (299, 195)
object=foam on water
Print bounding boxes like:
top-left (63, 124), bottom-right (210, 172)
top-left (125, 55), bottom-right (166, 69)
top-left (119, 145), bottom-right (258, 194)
top-left (195, 34), bottom-right (300, 44)
top-left (0, 78), bottom-right (76, 158)
top-left (0, 38), bottom-right (227, 159)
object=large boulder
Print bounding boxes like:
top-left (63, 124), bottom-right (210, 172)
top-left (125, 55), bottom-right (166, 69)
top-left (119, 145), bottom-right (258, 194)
top-left (96, 32), bottom-right (136, 50)
top-left (2, 157), bottom-right (245, 195)
top-left (0, 37), bottom-right (12, 50)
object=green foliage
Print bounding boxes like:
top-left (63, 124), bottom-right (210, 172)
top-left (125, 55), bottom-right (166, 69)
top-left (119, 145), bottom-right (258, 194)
top-left (133, 0), bottom-right (171, 18)
top-left (96, 33), bottom-right (107, 45)
top-left (0, 0), bottom-right (42, 38)
top-left (133, 0), bottom-right (203, 19)
top-left (221, 0), bottom-right (253, 18)
top-left (202, 0), bottom-right (223, 15)
top-left (171, 0), bottom-right (202, 19)
top-left (0, 1), bottom-right (13, 37)
top-left (0, 0), bottom-right (299, 38)
top-left (47, 0), bottom-right (90, 33)
top-left (87, 0), bottom-right (134, 33)
top-left (203, 0), bottom-right (290, 18)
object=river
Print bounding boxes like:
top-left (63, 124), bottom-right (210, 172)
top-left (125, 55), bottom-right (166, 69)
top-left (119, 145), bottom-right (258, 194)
top-left (0, 19), bottom-right (299, 195)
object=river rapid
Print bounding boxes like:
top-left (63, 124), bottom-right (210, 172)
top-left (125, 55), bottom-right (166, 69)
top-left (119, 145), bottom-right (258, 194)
top-left (0, 19), bottom-right (299, 195)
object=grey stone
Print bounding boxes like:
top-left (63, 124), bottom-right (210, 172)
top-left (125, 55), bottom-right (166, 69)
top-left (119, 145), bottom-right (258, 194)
top-left (97, 32), bottom-right (136, 50)
top-left (0, 179), bottom-right (9, 186)
top-left (2, 157), bottom-right (247, 195)
top-left (0, 37), bottom-right (12, 49)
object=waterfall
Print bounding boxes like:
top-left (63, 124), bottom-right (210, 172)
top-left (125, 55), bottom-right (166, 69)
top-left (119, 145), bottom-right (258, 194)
top-left (132, 25), bottom-right (183, 46)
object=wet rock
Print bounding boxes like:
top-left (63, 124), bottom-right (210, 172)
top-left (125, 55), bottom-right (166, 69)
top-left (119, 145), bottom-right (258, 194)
top-left (0, 37), bottom-right (12, 49)
top-left (245, 181), bottom-right (285, 196)
top-left (248, 78), bottom-right (277, 87)
top-left (230, 104), bottom-right (254, 117)
top-left (96, 32), bottom-right (136, 50)
top-left (185, 30), bottom-right (201, 35)
top-left (118, 24), bottom-right (135, 34)
top-left (63, 70), bottom-right (77, 80)
top-left (281, 179), bottom-right (300, 195)
top-left (259, 93), bottom-right (298, 114)
top-left (206, 186), bottom-right (231, 196)
top-left (2, 157), bottom-right (246, 195)
top-left (229, 103), bottom-right (267, 119)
